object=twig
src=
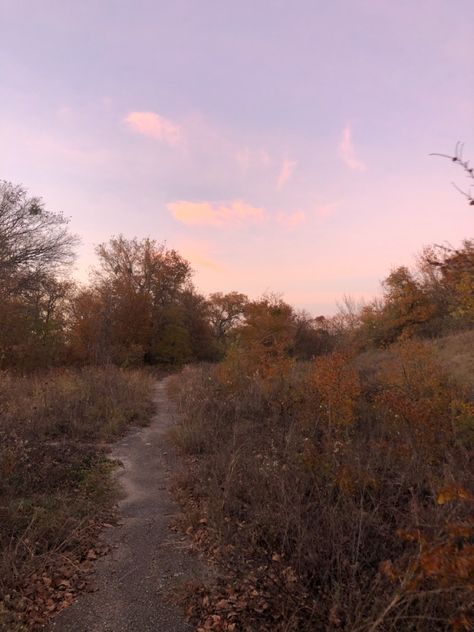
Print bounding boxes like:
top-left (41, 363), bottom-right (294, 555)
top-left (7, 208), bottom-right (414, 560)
top-left (430, 142), bottom-right (474, 206)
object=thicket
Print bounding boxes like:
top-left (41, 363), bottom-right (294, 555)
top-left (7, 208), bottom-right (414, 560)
top-left (170, 331), bottom-right (474, 631)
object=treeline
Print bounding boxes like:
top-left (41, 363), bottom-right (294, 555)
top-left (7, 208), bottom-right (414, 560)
top-left (1, 179), bottom-right (473, 373)
top-left (0, 180), bottom-right (333, 370)
top-left (356, 242), bottom-right (474, 345)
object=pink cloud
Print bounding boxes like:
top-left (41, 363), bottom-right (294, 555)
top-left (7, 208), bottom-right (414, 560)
top-left (339, 124), bottom-right (366, 172)
top-left (276, 210), bottom-right (306, 228)
top-left (124, 111), bottom-right (182, 146)
top-left (168, 200), bottom-right (267, 227)
top-left (276, 159), bottom-right (297, 190)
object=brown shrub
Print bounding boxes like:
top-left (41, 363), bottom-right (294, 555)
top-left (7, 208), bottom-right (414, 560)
top-left (170, 342), bottom-right (473, 631)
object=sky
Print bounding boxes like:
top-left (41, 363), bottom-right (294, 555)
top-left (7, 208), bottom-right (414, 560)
top-left (1, 0), bottom-right (473, 314)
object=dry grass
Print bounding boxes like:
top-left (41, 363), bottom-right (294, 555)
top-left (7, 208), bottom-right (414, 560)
top-left (432, 330), bottom-right (474, 398)
top-left (169, 340), bottom-right (474, 631)
top-left (0, 367), bottom-right (155, 630)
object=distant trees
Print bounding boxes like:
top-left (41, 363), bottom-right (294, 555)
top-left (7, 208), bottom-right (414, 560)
top-left (238, 295), bottom-right (295, 355)
top-left (208, 291), bottom-right (248, 353)
top-left (293, 312), bottom-right (335, 359)
top-left (68, 235), bottom-right (223, 365)
top-left (1, 177), bottom-right (472, 370)
top-left (69, 236), bottom-right (215, 365)
top-left (223, 295), bottom-right (338, 380)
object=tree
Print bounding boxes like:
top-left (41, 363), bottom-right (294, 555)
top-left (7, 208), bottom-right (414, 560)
top-left (234, 295), bottom-right (295, 374)
top-left (180, 289), bottom-right (220, 361)
top-left (93, 236), bottom-right (191, 304)
top-left (421, 241), bottom-right (474, 325)
top-left (0, 181), bottom-right (77, 368)
top-left (208, 291), bottom-right (248, 350)
top-left (358, 267), bottom-right (437, 346)
top-left (292, 312), bottom-right (335, 359)
top-left (0, 181), bottom-right (77, 295)
top-left (70, 236), bottom-right (195, 365)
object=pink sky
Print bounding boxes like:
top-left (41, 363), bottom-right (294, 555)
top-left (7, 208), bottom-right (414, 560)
top-left (1, 0), bottom-right (473, 314)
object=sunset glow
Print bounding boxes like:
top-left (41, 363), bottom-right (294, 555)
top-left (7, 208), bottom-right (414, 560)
top-left (1, 1), bottom-right (473, 314)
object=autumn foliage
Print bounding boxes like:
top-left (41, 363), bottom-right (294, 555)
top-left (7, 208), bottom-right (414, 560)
top-left (170, 336), bottom-right (474, 631)
top-left (1, 179), bottom-right (473, 630)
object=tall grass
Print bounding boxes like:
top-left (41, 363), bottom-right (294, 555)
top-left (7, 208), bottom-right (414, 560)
top-left (0, 367), bottom-right (155, 631)
top-left (170, 341), bottom-right (474, 631)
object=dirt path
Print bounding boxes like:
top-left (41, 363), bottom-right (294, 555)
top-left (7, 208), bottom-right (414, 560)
top-left (48, 378), bottom-right (200, 632)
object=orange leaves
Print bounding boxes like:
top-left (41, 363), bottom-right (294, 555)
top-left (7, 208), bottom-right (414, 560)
top-left (374, 340), bottom-right (454, 455)
top-left (395, 519), bottom-right (474, 596)
top-left (215, 296), bottom-right (297, 402)
top-left (173, 337), bottom-right (474, 630)
top-left (309, 352), bottom-right (360, 429)
top-left (383, 519), bottom-right (474, 630)
top-left (436, 486), bottom-right (473, 505)
top-left (234, 296), bottom-right (296, 384)
top-left (418, 541), bottom-right (474, 583)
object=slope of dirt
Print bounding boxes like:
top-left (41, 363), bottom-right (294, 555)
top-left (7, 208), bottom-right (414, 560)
top-left (47, 378), bottom-right (201, 632)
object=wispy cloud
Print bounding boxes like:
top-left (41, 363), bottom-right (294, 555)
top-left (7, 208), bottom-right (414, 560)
top-left (276, 210), bottom-right (305, 228)
top-left (235, 147), bottom-right (271, 172)
top-left (339, 124), bottom-right (366, 172)
top-left (124, 111), bottom-right (182, 146)
top-left (168, 200), bottom-right (267, 227)
top-left (276, 159), bottom-right (297, 190)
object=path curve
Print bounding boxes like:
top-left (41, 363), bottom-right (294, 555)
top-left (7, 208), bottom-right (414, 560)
top-left (48, 378), bottom-right (199, 632)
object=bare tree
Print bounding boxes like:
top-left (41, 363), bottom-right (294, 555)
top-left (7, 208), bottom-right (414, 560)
top-left (0, 181), bottom-right (78, 294)
top-left (430, 141), bottom-right (474, 206)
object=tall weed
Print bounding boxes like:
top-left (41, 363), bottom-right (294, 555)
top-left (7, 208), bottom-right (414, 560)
top-left (170, 341), bottom-right (473, 631)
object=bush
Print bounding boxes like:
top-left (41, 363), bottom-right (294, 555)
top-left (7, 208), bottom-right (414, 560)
top-left (170, 341), bottom-right (473, 631)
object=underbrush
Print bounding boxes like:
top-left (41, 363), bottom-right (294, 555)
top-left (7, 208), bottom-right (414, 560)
top-left (0, 367), bottom-right (155, 631)
top-left (170, 341), bottom-right (474, 631)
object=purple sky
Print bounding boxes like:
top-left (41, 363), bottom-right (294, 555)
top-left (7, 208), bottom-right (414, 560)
top-left (1, 0), bottom-right (473, 314)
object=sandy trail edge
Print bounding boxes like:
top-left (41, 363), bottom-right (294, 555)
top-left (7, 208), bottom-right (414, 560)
top-left (47, 377), bottom-right (201, 632)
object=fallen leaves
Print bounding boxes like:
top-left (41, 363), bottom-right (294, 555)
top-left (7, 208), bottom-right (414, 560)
top-left (0, 532), bottom-right (111, 630)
